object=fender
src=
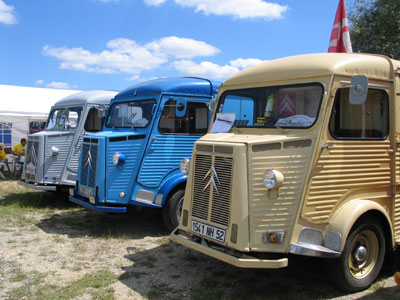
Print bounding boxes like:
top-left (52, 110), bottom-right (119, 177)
top-left (327, 199), bottom-right (394, 251)
top-left (158, 173), bottom-right (188, 206)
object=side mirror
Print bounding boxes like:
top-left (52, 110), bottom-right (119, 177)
top-left (349, 75), bottom-right (368, 105)
top-left (175, 98), bottom-right (186, 117)
top-left (208, 97), bottom-right (216, 112)
top-left (96, 104), bottom-right (109, 118)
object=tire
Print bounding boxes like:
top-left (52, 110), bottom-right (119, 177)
top-left (327, 216), bottom-right (385, 292)
top-left (162, 189), bottom-right (185, 232)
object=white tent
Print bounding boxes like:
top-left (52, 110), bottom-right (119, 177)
top-left (0, 85), bottom-right (81, 149)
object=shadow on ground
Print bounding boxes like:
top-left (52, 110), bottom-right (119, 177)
top-left (36, 206), bottom-right (169, 239)
top-left (0, 189), bottom-right (73, 210)
top-left (118, 242), bottom-right (357, 300)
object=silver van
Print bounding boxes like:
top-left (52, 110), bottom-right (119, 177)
top-left (18, 90), bottom-right (117, 192)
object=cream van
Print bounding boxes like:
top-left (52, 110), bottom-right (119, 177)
top-left (172, 53), bottom-right (400, 292)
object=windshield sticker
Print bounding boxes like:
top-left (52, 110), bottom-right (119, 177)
top-left (276, 115), bottom-right (315, 127)
top-left (210, 113), bottom-right (235, 133)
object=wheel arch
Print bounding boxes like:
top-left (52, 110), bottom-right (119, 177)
top-left (158, 174), bottom-right (187, 206)
top-left (327, 199), bottom-right (394, 252)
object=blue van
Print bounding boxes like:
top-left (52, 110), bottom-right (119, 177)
top-left (69, 77), bottom-right (220, 230)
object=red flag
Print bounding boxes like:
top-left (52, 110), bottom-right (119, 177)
top-left (328, 0), bottom-right (352, 53)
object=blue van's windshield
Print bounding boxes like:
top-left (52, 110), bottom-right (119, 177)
top-left (215, 83), bottom-right (323, 130)
top-left (106, 100), bottom-right (156, 128)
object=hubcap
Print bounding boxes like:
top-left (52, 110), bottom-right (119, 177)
top-left (353, 245), bottom-right (368, 263)
top-left (348, 229), bottom-right (378, 279)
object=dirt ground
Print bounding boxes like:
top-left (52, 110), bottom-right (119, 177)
top-left (0, 181), bottom-right (400, 300)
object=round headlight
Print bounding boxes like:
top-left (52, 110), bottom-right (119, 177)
top-left (263, 169), bottom-right (284, 189)
top-left (112, 152), bottom-right (126, 165)
top-left (180, 158), bottom-right (190, 175)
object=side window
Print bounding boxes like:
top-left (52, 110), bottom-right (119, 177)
top-left (84, 107), bottom-right (104, 132)
top-left (159, 100), bottom-right (208, 135)
top-left (329, 88), bottom-right (389, 139)
top-left (0, 122), bottom-right (12, 148)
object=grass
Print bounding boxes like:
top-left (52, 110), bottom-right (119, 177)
top-left (2, 180), bottom-right (400, 300)
top-left (6, 269), bottom-right (118, 300)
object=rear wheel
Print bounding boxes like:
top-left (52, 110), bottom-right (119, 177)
top-left (162, 189), bottom-right (184, 232)
top-left (328, 216), bottom-right (385, 292)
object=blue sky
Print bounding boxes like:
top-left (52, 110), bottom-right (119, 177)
top-left (0, 0), bottom-right (354, 91)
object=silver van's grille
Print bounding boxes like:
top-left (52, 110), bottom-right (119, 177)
top-left (192, 153), bottom-right (233, 227)
top-left (80, 140), bottom-right (98, 188)
top-left (25, 137), bottom-right (40, 180)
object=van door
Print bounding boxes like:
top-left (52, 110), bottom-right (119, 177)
top-left (137, 96), bottom-right (209, 188)
top-left (66, 105), bottom-right (105, 182)
top-left (303, 86), bottom-right (391, 225)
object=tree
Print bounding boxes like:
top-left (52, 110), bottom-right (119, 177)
top-left (349, 0), bottom-right (400, 59)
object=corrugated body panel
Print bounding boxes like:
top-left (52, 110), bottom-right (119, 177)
top-left (396, 143), bottom-right (400, 183)
top-left (395, 194), bottom-right (400, 243)
top-left (137, 135), bottom-right (199, 187)
top-left (44, 135), bottom-right (73, 178)
top-left (395, 142), bottom-right (400, 243)
top-left (106, 139), bottom-right (144, 200)
top-left (68, 134), bottom-right (83, 172)
top-left (303, 142), bottom-right (392, 224)
top-left (249, 150), bottom-right (310, 247)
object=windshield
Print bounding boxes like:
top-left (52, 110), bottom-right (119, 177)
top-left (46, 107), bottom-right (82, 131)
top-left (106, 100), bottom-right (156, 128)
top-left (214, 83), bottom-right (323, 131)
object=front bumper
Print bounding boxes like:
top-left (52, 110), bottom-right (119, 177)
top-left (171, 229), bottom-right (288, 269)
top-left (18, 180), bottom-right (57, 191)
top-left (69, 194), bottom-right (127, 213)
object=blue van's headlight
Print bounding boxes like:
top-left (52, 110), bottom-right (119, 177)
top-left (180, 158), bottom-right (190, 175)
top-left (112, 152), bottom-right (126, 165)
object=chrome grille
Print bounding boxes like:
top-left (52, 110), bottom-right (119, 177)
top-left (192, 152), bottom-right (233, 227)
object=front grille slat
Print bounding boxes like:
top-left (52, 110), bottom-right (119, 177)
top-left (79, 140), bottom-right (98, 190)
top-left (25, 137), bottom-right (39, 180)
top-left (192, 152), bottom-right (233, 227)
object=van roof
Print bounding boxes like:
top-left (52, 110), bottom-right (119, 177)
top-left (224, 53), bottom-right (400, 86)
top-left (114, 77), bottom-right (221, 100)
top-left (53, 90), bottom-right (118, 107)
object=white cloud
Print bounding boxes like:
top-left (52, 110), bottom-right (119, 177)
top-left (35, 79), bottom-right (44, 85)
top-left (146, 0), bottom-right (288, 20)
top-left (43, 36), bottom-right (220, 75)
top-left (0, 0), bottom-right (17, 25)
top-left (144, 0), bottom-right (167, 6)
top-left (229, 58), bottom-right (265, 69)
top-left (46, 82), bottom-right (77, 89)
top-left (146, 36), bottom-right (220, 59)
top-left (172, 58), bottom-right (265, 79)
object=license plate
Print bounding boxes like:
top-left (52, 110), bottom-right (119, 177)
top-left (191, 220), bottom-right (226, 243)
top-left (80, 186), bottom-right (94, 198)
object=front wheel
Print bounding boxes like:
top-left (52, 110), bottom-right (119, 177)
top-left (327, 216), bottom-right (385, 292)
top-left (162, 189), bottom-right (184, 232)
